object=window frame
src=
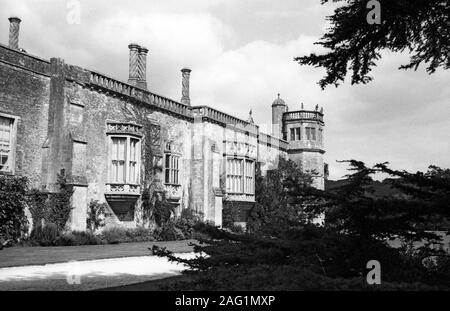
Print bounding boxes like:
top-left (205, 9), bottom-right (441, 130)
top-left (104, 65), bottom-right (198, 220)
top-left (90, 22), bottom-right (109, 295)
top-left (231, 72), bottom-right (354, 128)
top-left (295, 127), bottom-right (301, 141)
top-left (107, 134), bottom-right (141, 185)
top-left (0, 112), bottom-right (19, 176)
top-left (226, 157), bottom-right (255, 195)
top-left (306, 126), bottom-right (317, 141)
top-left (164, 149), bottom-right (181, 186)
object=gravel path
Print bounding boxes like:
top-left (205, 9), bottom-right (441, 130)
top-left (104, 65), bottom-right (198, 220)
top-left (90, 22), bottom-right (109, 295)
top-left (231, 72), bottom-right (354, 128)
top-left (0, 253), bottom-right (195, 291)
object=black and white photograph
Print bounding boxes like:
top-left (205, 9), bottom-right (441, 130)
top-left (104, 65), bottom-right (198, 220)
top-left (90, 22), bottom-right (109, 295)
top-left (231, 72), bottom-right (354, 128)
top-left (0, 0), bottom-right (449, 299)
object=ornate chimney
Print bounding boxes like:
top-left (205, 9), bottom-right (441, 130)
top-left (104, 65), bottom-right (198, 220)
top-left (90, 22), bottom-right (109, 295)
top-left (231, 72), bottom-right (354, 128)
top-left (137, 47), bottom-right (149, 89)
top-left (128, 43), bottom-right (140, 86)
top-left (181, 68), bottom-right (192, 106)
top-left (8, 17), bottom-right (21, 50)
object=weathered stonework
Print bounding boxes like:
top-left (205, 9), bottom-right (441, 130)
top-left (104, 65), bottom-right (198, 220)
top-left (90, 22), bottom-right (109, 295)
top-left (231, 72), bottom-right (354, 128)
top-left (0, 20), bottom-right (325, 230)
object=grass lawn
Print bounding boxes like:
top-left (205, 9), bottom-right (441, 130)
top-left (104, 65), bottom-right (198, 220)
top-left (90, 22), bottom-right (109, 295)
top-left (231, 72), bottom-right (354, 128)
top-left (0, 240), bottom-right (195, 268)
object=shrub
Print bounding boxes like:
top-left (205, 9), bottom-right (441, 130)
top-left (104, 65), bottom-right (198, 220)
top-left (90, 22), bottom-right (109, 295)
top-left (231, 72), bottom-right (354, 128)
top-left (100, 226), bottom-right (128, 244)
top-left (28, 188), bottom-right (50, 227)
top-left (0, 175), bottom-right (29, 243)
top-left (30, 223), bottom-right (59, 246)
top-left (46, 170), bottom-right (74, 231)
top-left (227, 223), bottom-right (245, 234)
top-left (55, 232), bottom-right (77, 246)
top-left (158, 220), bottom-right (186, 241)
top-left (172, 209), bottom-right (202, 239)
top-left (70, 231), bottom-right (102, 246)
top-left (125, 227), bottom-right (157, 242)
top-left (87, 200), bottom-right (107, 231)
top-left (28, 170), bottom-right (74, 232)
top-left (56, 231), bottom-right (103, 246)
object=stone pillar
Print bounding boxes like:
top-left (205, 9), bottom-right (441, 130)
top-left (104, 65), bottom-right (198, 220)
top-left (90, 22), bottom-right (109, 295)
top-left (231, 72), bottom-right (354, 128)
top-left (8, 17), bottom-right (21, 50)
top-left (128, 43), bottom-right (140, 86)
top-left (137, 47), bottom-right (149, 89)
top-left (212, 143), bottom-right (223, 227)
top-left (70, 186), bottom-right (88, 231)
top-left (181, 68), bottom-right (192, 106)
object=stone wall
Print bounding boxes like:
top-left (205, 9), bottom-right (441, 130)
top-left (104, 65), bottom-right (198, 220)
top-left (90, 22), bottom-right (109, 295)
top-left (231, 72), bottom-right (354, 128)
top-left (285, 118), bottom-right (325, 190)
top-left (65, 79), bottom-right (193, 228)
top-left (0, 48), bottom-right (50, 188)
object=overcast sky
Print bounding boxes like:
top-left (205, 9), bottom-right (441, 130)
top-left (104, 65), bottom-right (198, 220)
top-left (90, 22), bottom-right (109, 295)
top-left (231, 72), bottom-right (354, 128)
top-left (1, 0), bottom-right (449, 180)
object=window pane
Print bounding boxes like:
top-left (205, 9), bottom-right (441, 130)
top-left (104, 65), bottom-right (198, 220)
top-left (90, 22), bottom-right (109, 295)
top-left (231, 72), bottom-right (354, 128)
top-left (111, 137), bottom-right (126, 182)
top-left (165, 154), bottom-right (170, 168)
top-left (165, 169), bottom-right (170, 183)
top-left (130, 139), bottom-right (137, 161)
top-left (118, 161), bottom-right (125, 182)
top-left (296, 128), bottom-right (301, 140)
top-left (129, 163), bottom-right (135, 183)
top-left (111, 139), bottom-right (118, 161)
top-left (118, 138), bottom-right (126, 160)
top-left (290, 128), bottom-right (295, 141)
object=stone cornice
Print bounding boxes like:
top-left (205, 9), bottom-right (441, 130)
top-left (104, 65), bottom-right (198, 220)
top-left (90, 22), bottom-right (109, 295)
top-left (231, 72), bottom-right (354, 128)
top-left (288, 148), bottom-right (326, 154)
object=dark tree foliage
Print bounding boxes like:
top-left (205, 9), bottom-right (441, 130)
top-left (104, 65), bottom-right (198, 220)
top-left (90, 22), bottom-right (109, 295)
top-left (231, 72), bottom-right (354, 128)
top-left (322, 161), bottom-right (450, 249)
top-left (142, 189), bottom-right (175, 227)
top-left (377, 164), bottom-right (450, 231)
top-left (152, 160), bottom-right (450, 290)
top-left (153, 222), bottom-right (449, 290)
top-left (0, 175), bottom-right (29, 244)
top-left (247, 158), bottom-right (323, 237)
top-left (296, 0), bottom-right (450, 89)
top-left (47, 170), bottom-right (74, 231)
top-left (323, 161), bottom-right (450, 242)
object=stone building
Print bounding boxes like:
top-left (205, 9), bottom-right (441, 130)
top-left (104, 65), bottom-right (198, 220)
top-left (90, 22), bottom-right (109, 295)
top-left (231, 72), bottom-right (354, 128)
top-left (0, 17), bottom-right (325, 230)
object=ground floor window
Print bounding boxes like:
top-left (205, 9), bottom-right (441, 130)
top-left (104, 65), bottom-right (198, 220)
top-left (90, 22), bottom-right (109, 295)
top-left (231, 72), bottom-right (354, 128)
top-left (226, 157), bottom-right (255, 195)
top-left (109, 136), bottom-right (141, 184)
top-left (165, 153), bottom-right (180, 185)
top-left (0, 116), bottom-right (15, 174)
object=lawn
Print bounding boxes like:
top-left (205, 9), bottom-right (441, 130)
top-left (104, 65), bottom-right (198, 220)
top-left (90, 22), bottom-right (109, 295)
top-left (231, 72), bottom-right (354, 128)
top-left (0, 240), bottom-right (195, 268)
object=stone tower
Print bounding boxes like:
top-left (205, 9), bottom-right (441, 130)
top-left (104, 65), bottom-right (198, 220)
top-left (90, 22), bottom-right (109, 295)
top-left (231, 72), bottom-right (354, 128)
top-left (271, 94), bottom-right (288, 139)
top-left (283, 103), bottom-right (325, 190)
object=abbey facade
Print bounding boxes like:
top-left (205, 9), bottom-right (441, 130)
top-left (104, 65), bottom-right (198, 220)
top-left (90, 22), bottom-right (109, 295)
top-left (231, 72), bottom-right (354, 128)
top-left (0, 18), bottom-right (325, 230)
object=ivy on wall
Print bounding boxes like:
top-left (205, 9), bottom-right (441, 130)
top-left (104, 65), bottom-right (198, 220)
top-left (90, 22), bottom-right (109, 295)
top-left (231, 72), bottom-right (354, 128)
top-left (0, 175), bottom-right (29, 242)
top-left (28, 169), bottom-right (74, 231)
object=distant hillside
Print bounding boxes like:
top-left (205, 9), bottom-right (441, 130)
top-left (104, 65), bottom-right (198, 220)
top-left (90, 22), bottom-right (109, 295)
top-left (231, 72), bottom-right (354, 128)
top-left (325, 179), bottom-right (450, 231)
top-left (325, 179), bottom-right (404, 198)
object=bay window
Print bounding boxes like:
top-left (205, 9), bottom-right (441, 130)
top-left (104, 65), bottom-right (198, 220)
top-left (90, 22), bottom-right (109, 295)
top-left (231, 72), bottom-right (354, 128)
top-left (226, 157), bottom-right (255, 195)
top-left (109, 135), bottom-right (141, 184)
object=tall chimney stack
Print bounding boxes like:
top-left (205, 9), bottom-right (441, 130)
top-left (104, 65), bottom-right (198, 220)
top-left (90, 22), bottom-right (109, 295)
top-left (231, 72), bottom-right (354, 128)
top-left (137, 47), bottom-right (149, 89)
top-left (181, 68), bottom-right (192, 106)
top-left (128, 43), bottom-right (140, 86)
top-left (8, 17), bottom-right (21, 50)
